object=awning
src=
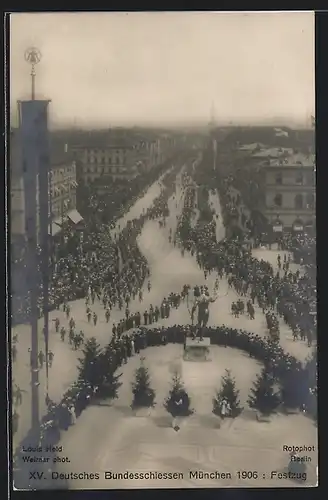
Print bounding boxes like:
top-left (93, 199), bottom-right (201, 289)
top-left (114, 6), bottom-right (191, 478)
top-left (67, 209), bottom-right (83, 224)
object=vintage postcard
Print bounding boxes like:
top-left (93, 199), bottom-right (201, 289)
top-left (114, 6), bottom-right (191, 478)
top-left (9, 11), bottom-right (317, 490)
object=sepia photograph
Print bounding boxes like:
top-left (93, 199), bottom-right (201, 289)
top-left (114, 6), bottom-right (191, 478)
top-left (9, 11), bottom-right (317, 489)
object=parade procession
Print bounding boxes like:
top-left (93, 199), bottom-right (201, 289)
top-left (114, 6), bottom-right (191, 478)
top-left (9, 12), bottom-right (317, 491)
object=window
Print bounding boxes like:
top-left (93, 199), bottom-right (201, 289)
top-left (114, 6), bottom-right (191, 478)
top-left (295, 172), bottom-right (303, 185)
top-left (275, 173), bottom-right (282, 185)
top-left (273, 193), bottom-right (282, 207)
top-left (294, 194), bottom-right (303, 209)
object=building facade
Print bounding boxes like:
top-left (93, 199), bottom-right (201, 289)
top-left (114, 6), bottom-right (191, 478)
top-left (263, 153), bottom-right (315, 231)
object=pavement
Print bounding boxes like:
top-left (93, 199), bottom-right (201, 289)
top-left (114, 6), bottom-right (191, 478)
top-left (11, 169), bottom-right (314, 459)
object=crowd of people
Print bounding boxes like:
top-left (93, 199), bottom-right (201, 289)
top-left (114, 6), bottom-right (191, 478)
top-left (13, 150), bottom-right (317, 489)
top-left (12, 156), bottom-right (196, 432)
top-left (51, 285), bottom-right (186, 355)
top-left (11, 155), bottom-right (191, 326)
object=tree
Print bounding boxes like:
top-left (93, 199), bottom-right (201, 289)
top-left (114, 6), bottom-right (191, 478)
top-left (213, 369), bottom-right (243, 418)
top-left (131, 358), bottom-right (156, 409)
top-left (164, 371), bottom-right (193, 418)
top-left (77, 337), bottom-right (104, 390)
top-left (247, 367), bottom-right (280, 416)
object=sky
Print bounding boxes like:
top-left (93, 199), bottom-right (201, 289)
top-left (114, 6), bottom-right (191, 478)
top-left (10, 11), bottom-right (315, 129)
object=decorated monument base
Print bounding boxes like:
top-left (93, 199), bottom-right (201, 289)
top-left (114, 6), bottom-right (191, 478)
top-left (183, 337), bottom-right (211, 361)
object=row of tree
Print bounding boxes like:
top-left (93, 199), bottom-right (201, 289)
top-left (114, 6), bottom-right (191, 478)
top-left (78, 338), bottom-right (297, 417)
